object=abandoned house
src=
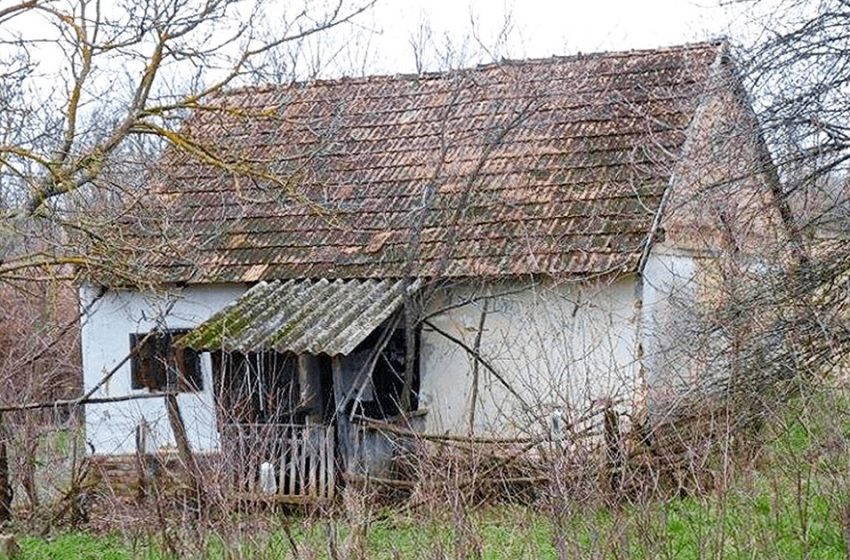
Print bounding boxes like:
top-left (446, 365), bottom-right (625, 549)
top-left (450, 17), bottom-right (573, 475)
top-left (79, 41), bottom-right (789, 500)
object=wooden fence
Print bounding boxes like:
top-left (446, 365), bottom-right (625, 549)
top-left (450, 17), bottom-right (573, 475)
top-left (220, 423), bottom-right (335, 503)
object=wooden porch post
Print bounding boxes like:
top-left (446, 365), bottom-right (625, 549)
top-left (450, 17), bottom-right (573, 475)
top-left (298, 354), bottom-right (324, 424)
top-left (331, 356), bottom-right (353, 474)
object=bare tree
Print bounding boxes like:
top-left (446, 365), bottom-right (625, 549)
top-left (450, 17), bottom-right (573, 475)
top-left (0, 0), bottom-right (374, 289)
top-left (710, 1), bottom-right (850, 393)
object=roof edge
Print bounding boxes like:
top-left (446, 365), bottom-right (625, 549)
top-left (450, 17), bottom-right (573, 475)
top-left (636, 41), bottom-right (729, 275)
top-left (211, 40), bottom-right (729, 100)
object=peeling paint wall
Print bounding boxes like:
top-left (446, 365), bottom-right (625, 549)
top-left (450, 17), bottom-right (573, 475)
top-left (641, 250), bottom-right (706, 414)
top-left (639, 246), bottom-right (763, 417)
top-left (80, 282), bottom-right (246, 455)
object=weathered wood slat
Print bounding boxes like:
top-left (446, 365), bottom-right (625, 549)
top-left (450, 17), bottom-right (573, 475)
top-left (288, 433), bottom-right (297, 495)
top-left (326, 425), bottom-right (335, 499)
top-left (318, 428), bottom-right (327, 499)
top-left (278, 434), bottom-right (286, 494)
top-left (221, 422), bottom-right (335, 502)
top-left (308, 427), bottom-right (318, 498)
top-left (299, 427), bottom-right (308, 495)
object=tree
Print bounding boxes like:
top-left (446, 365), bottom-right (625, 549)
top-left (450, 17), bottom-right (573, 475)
top-left (729, 0), bottom-right (850, 380)
top-left (0, 0), bottom-right (375, 524)
top-left (0, 0), bottom-right (374, 289)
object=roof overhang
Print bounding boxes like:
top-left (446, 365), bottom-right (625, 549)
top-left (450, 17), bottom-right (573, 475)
top-left (178, 278), bottom-right (420, 356)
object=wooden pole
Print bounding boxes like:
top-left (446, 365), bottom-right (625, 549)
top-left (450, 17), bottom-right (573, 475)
top-left (297, 354), bottom-right (323, 423)
top-left (0, 414), bottom-right (12, 523)
top-left (134, 420), bottom-right (150, 503)
top-left (164, 394), bottom-right (205, 508)
top-left (401, 294), bottom-right (417, 412)
top-left (331, 356), bottom-right (352, 475)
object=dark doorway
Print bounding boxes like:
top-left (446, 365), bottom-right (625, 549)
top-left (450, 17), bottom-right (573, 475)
top-left (348, 325), bottom-right (419, 420)
top-left (211, 351), bottom-right (298, 425)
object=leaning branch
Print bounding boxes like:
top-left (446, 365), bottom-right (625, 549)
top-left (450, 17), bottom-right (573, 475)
top-left (423, 319), bottom-right (531, 411)
top-left (0, 391), bottom-right (177, 414)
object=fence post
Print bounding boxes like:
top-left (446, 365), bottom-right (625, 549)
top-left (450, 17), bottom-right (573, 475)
top-left (0, 413), bottom-right (11, 522)
top-left (134, 419), bottom-right (152, 503)
top-left (604, 404), bottom-right (625, 500)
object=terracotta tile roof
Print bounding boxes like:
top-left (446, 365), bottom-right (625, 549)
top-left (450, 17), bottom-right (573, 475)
top-left (145, 42), bottom-right (724, 282)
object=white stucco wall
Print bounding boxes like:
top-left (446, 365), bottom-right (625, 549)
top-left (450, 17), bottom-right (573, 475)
top-left (418, 277), bottom-right (645, 437)
top-left (80, 282), bottom-right (247, 455)
top-left (80, 255), bottom-right (710, 452)
top-left (641, 251), bottom-right (699, 409)
top-left (640, 248), bottom-right (734, 418)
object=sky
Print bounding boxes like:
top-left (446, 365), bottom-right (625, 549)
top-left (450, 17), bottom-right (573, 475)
top-left (0, 0), bottom-right (756, 88)
top-left (340, 0), bottom-right (738, 75)
top-left (0, 0), bottom-right (772, 144)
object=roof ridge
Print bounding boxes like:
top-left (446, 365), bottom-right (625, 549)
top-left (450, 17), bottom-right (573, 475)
top-left (478, 39), bottom-right (726, 69)
top-left (213, 39), bottom-right (727, 99)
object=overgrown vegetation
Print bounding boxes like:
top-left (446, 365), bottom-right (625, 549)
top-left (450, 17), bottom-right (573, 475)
top-left (2, 0), bottom-right (850, 559)
top-left (9, 386), bottom-right (850, 559)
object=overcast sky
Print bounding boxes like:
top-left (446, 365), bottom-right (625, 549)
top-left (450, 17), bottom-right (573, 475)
top-left (0, 0), bottom-right (774, 128)
top-left (2, 0), bottom-right (763, 86)
top-left (343, 0), bottom-right (739, 75)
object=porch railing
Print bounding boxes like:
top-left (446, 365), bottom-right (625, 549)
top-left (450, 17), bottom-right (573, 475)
top-left (220, 423), bottom-right (335, 502)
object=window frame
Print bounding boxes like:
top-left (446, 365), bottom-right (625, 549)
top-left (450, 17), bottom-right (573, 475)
top-left (129, 329), bottom-right (204, 393)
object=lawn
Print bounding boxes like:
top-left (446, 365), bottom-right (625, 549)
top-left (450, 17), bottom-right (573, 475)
top-left (15, 492), bottom-right (847, 559)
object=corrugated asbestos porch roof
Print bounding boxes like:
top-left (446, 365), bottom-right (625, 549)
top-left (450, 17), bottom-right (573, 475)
top-left (178, 278), bottom-right (418, 356)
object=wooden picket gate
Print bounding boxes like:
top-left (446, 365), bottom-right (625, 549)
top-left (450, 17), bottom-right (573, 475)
top-left (221, 423), bottom-right (336, 503)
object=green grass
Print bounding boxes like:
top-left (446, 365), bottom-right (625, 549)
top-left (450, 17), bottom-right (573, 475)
top-left (20, 533), bottom-right (130, 560)
top-left (17, 511), bottom-right (557, 560)
top-left (17, 495), bottom-right (844, 560)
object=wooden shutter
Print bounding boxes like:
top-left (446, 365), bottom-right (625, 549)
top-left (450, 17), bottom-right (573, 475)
top-left (130, 333), bottom-right (167, 391)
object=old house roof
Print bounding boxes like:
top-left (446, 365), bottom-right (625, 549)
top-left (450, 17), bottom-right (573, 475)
top-left (145, 41), bottom-right (726, 283)
top-left (178, 278), bottom-right (418, 355)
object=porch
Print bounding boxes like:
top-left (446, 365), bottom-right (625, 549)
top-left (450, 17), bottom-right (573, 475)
top-left (177, 278), bottom-right (423, 503)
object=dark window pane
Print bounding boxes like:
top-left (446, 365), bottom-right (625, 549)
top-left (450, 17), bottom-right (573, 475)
top-left (174, 346), bottom-right (203, 392)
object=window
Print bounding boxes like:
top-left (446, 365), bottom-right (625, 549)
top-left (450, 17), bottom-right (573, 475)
top-left (130, 330), bottom-right (203, 392)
